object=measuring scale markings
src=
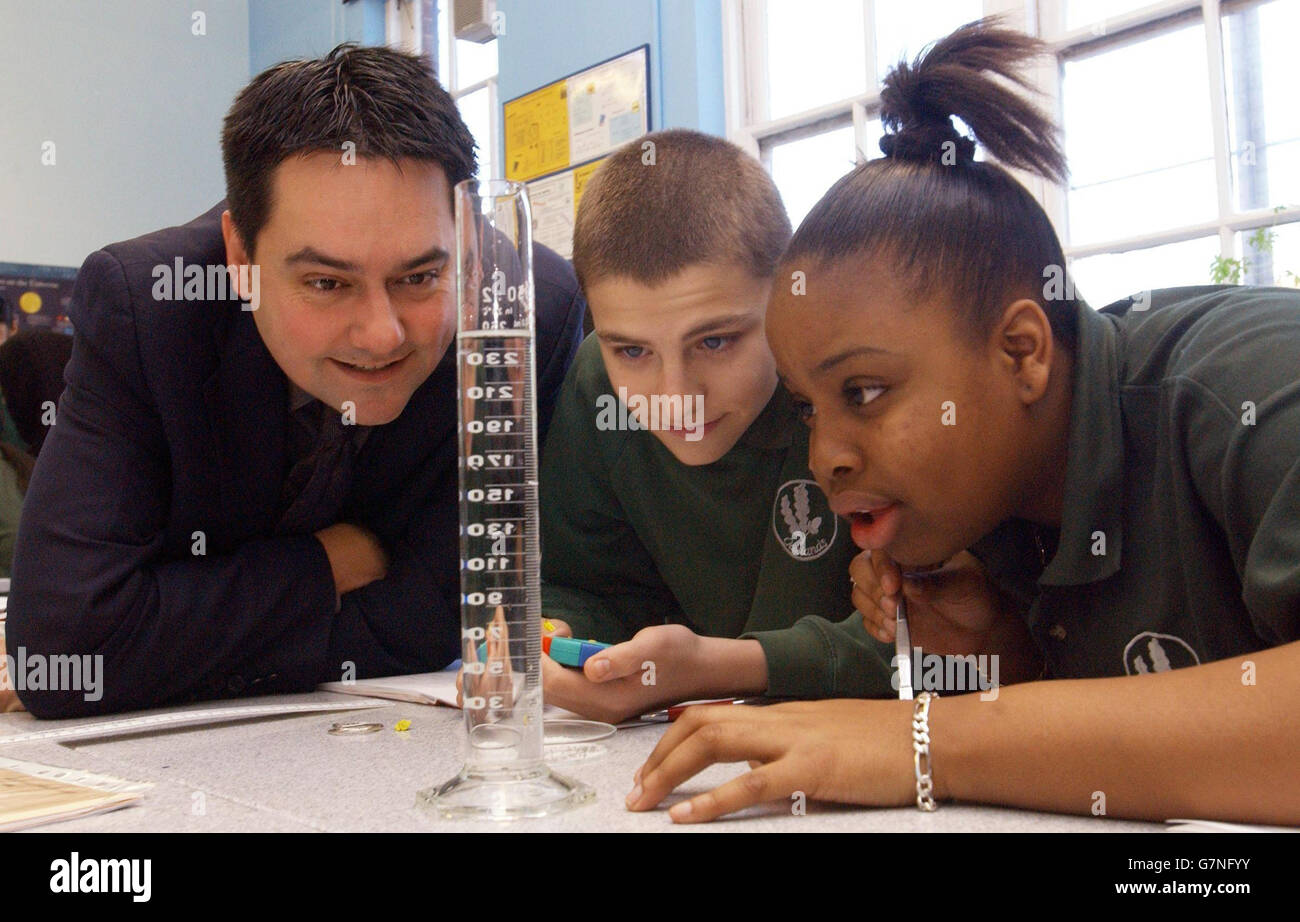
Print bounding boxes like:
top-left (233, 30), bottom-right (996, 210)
top-left (458, 329), bottom-right (542, 741)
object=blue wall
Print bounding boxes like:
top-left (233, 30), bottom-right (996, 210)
top-left (0, 0), bottom-right (251, 267)
top-left (0, 0), bottom-right (387, 269)
top-left (496, 0), bottom-right (724, 141)
top-left (249, 0), bottom-right (386, 74)
top-left (3, 0), bottom-right (720, 269)
top-left (658, 0), bottom-right (725, 135)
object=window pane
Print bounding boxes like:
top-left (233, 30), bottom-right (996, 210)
top-left (456, 37), bottom-right (497, 88)
top-left (1062, 22), bottom-right (1217, 245)
top-left (1068, 236), bottom-right (1222, 307)
top-left (1223, 0), bottom-right (1300, 212)
top-left (436, 0), bottom-right (450, 87)
top-left (458, 86), bottom-right (493, 179)
top-left (859, 116), bottom-right (885, 163)
top-left (872, 0), bottom-right (983, 81)
top-left (1065, 0), bottom-right (1163, 31)
top-left (765, 0), bottom-right (867, 120)
top-left (769, 125), bottom-right (858, 229)
top-left (1236, 221), bottom-right (1300, 287)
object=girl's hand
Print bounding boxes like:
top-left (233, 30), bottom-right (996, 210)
top-left (852, 549), bottom-right (1003, 652)
top-left (851, 549), bottom-right (1043, 684)
top-left (626, 698), bottom-right (918, 823)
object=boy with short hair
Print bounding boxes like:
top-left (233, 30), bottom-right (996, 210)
top-left (540, 129), bottom-right (895, 722)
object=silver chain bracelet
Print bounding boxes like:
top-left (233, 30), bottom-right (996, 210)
top-left (911, 691), bottom-right (939, 811)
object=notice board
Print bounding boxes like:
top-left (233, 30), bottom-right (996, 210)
top-left (503, 46), bottom-right (650, 260)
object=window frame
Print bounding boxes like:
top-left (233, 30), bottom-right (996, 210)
top-left (386, 0), bottom-right (500, 178)
top-left (722, 0), bottom-right (1300, 282)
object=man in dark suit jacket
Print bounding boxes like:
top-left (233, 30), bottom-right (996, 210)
top-left (3, 44), bottom-right (584, 717)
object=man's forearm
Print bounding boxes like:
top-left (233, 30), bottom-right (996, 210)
top-left (326, 537), bottom-right (461, 680)
top-left (8, 532), bottom-right (339, 717)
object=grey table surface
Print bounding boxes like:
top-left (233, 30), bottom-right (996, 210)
top-left (0, 692), bottom-right (1163, 833)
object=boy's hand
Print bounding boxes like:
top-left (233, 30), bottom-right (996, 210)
top-left (542, 626), bottom-right (766, 725)
top-left (455, 616), bottom-right (568, 705)
top-left (626, 698), bottom-right (916, 823)
top-left (455, 607), bottom-right (515, 714)
top-left (851, 549), bottom-right (1042, 683)
top-left (541, 618), bottom-right (572, 638)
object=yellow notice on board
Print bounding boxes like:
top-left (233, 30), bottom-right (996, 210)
top-left (572, 159), bottom-right (603, 210)
top-left (504, 80), bottom-right (570, 182)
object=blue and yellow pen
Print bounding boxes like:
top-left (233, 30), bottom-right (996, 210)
top-left (477, 634), bottom-right (611, 667)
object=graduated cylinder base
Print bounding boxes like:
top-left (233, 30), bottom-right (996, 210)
top-left (416, 763), bottom-right (595, 821)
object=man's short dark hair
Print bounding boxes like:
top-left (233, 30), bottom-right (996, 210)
top-left (221, 42), bottom-right (477, 257)
top-left (572, 129), bottom-right (791, 290)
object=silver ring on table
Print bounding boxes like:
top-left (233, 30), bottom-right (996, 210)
top-left (328, 721), bottom-right (384, 736)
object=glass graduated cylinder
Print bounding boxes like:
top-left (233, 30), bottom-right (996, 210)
top-left (457, 329), bottom-right (544, 767)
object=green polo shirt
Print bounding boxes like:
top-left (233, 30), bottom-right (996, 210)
top-left (540, 334), bottom-right (897, 698)
top-left (0, 452), bottom-right (22, 578)
top-left (971, 286), bottom-right (1300, 677)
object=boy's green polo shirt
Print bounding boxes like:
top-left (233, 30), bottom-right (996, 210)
top-left (540, 335), bottom-right (897, 698)
top-left (971, 286), bottom-right (1300, 677)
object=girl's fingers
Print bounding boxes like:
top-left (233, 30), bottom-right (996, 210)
top-left (852, 551), bottom-right (890, 600)
top-left (636, 703), bottom-right (754, 787)
top-left (851, 582), bottom-right (875, 617)
top-left (873, 551), bottom-right (902, 597)
top-left (854, 549), bottom-right (902, 619)
top-left (629, 708), bottom-right (787, 812)
top-left (855, 579), bottom-right (898, 642)
top-left (848, 551), bottom-right (875, 587)
top-left (856, 599), bottom-right (894, 643)
top-left (664, 760), bottom-right (809, 824)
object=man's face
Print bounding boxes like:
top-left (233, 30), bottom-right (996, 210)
top-left (584, 263), bottom-right (778, 466)
top-left (222, 153), bottom-right (457, 426)
top-left (766, 257), bottom-right (1041, 568)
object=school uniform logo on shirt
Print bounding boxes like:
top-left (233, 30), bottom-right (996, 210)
top-left (773, 479), bottom-right (836, 560)
top-left (1122, 631), bottom-right (1201, 675)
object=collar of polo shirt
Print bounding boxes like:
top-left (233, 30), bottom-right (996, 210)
top-left (1035, 300), bottom-right (1126, 588)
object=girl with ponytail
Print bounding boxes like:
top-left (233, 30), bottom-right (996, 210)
top-left (625, 18), bottom-right (1300, 825)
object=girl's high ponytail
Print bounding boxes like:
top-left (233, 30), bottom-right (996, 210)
top-left (877, 19), bottom-right (1067, 184)
top-left (786, 16), bottom-right (1079, 351)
